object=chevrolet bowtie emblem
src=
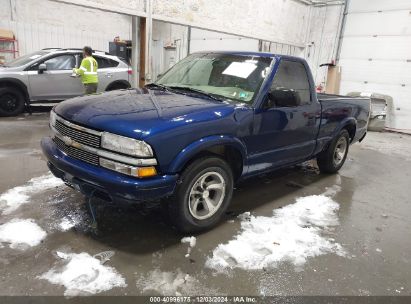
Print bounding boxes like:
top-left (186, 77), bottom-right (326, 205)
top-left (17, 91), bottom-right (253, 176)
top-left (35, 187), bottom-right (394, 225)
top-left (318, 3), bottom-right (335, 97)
top-left (62, 136), bottom-right (73, 146)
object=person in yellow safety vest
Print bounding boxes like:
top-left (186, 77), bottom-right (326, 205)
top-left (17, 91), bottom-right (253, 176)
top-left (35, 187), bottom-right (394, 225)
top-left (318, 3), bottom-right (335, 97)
top-left (73, 46), bottom-right (98, 94)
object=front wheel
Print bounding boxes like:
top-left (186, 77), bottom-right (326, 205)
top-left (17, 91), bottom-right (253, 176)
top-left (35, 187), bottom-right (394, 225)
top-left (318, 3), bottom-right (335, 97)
top-left (317, 129), bottom-right (350, 174)
top-left (0, 87), bottom-right (25, 117)
top-left (167, 157), bottom-right (234, 233)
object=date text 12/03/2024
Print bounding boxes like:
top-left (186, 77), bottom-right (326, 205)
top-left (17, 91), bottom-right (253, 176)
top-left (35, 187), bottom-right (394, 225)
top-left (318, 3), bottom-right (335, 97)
top-left (149, 296), bottom-right (257, 303)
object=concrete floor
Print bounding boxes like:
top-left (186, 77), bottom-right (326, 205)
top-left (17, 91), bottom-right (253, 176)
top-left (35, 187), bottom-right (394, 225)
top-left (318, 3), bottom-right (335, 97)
top-left (0, 112), bottom-right (410, 296)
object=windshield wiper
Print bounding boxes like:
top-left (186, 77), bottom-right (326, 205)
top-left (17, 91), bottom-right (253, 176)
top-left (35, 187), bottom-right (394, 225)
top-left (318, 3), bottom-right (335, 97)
top-left (145, 83), bottom-right (169, 91)
top-left (167, 86), bottom-right (223, 102)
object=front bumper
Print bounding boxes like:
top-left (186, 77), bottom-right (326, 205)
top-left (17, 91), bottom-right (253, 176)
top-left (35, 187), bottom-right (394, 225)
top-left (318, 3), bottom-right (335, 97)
top-left (41, 137), bottom-right (178, 202)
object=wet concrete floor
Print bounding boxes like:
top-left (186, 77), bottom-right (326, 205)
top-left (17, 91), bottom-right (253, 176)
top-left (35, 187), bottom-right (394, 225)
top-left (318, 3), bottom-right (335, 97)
top-left (0, 113), bottom-right (410, 296)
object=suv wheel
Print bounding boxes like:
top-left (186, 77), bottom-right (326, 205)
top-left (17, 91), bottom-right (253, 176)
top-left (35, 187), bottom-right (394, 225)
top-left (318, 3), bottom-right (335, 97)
top-left (317, 129), bottom-right (350, 173)
top-left (168, 157), bottom-right (234, 233)
top-left (0, 87), bottom-right (25, 117)
top-left (106, 82), bottom-right (130, 91)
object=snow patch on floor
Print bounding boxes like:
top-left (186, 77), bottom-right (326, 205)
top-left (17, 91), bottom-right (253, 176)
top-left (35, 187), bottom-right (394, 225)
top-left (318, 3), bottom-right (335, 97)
top-left (0, 219), bottom-right (47, 249)
top-left (137, 268), bottom-right (201, 296)
top-left (0, 173), bottom-right (64, 214)
top-left (39, 251), bottom-right (126, 296)
top-left (59, 218), bottom-right (76, 232)
top-left (181, 236), bottom-right (196, 258)
top-left (58, 212), bottom-right (84, 232)
top-left (206, 194), bottom-right (345, 271)
top-left (181, 236), bottom-right (196, 248)
top-left (238, 211), bottom-right (251, 221)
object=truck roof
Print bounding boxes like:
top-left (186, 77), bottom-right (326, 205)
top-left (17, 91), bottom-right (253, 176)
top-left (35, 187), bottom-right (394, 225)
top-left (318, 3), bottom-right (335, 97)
top-left (191, 50), bottom-right (304, 61)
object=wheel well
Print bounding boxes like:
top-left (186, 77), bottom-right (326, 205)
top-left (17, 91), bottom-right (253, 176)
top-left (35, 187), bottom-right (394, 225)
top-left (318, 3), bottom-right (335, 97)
top-left (181, 145), bottom-right (243, 181)
top-left (0, 80), bottom-right (29, 101)
top-left (105, 80), bottom-right (131, 91)
top-left (343, 123), bottom-right (356, 142)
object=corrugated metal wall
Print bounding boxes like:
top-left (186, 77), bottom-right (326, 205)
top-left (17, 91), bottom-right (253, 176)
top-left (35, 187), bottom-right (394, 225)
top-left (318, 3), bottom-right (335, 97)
top-left (305, 4), bottom-right (345, 87)
top-left (189, 28), bottom-right (303, 56)
top-left (339, 0), bottom-right (411, 130)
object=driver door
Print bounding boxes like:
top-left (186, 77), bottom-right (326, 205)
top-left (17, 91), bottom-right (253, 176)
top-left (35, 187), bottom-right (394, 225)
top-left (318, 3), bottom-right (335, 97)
top-left (28, 54), bottom-right (83, 100)
top-left (246, 59), bottom-right (320, 173)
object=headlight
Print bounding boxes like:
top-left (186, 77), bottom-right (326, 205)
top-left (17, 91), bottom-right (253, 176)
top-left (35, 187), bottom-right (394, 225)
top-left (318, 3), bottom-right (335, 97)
top-left (101, 132), bottom-right (153, 157)
top-left (50, 110), bottom-right (57, 127)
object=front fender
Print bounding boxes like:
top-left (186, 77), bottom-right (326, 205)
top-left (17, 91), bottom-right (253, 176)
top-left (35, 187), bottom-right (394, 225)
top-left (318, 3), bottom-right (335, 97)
top-left (168, 135), bottom-right (247, 173)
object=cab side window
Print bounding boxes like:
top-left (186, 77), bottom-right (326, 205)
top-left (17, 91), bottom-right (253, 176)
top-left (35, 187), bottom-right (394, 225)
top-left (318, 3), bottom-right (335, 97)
top-left (270, 60), bottom-right (311, 106)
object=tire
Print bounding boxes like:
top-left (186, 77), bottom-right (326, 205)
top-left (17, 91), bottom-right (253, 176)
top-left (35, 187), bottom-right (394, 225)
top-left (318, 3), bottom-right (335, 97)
top-left (317, 129), bottom-right (350, 174)
top-left (0, 87), bottom-right (25, 117)
top-left (168, 157), bottom-right (234, 233)
top-left (106, 82), bottom-right (130, 91)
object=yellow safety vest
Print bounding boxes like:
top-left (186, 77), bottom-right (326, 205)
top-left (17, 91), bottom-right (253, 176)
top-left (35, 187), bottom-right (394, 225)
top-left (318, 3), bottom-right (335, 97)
top-left (74, 56), bottom-right (98, 84)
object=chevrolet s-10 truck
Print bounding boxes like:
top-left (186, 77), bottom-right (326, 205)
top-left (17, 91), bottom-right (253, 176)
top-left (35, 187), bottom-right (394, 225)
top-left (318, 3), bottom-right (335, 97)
top-left (41, 52), bottom-right (370, 232)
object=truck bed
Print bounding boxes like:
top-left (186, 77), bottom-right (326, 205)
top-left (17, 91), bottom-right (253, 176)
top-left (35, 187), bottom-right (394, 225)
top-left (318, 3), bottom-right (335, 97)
top-left (317, 93), bottom-right (369, 102)
top-left (316, 93), bottom-right (371, 144)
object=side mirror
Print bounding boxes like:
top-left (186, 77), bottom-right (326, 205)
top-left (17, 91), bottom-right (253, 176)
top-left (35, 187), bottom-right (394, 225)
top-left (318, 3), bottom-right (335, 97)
top-left (38, 63), bottom-right (47, 74)
top-left (267, 88), bottom-right (301, 108)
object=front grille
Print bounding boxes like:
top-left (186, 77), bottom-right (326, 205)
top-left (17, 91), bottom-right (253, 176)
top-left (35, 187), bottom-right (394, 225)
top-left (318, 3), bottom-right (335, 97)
top-left (55, 119), bottom-right (100, 148)
top-left (53, 137), bottom-right (99, 166)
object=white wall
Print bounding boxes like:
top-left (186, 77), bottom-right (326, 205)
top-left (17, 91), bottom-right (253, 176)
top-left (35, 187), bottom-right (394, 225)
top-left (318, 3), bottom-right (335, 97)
top-left (152, 0), bottom-right (311, 47)
top-left (151, 21), bottom-right (188, 81)
top-left (339, 0), bottom-right (411, 130)
top-left (0, 0), bottom-right (131, 59)
top-left (57, 0), bottom-right (312, 47)
top-left (0, 0), bottom-right (345, 96)
top-left (305, 4), bottom-right (345, 87)
top-left (189, 28), bottom-right (260, 53)
top-left (53, 0), bottom-right (146, 16)
top-left (189, 28), bottom-right (304, 55)
top-left (152, 24), bottom-right (307, 80)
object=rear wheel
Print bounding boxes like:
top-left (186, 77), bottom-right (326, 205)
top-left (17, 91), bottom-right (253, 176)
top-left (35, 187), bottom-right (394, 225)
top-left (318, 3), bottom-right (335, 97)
top-left (0, 87), bottom-right (25, 117)
top-left (168, 157), bottom-right (233, 233)
top-left (317, 129), bottom-right (350, 173)
top-left (106, 82), bottom-right (130, 91)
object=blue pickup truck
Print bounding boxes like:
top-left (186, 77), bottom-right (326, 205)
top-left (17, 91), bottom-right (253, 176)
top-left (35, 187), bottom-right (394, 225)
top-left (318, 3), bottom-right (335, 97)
top-left (41, 51), bottom-right (370, 232)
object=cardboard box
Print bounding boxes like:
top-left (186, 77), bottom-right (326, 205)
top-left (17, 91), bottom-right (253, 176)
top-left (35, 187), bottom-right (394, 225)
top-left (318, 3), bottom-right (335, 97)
top-left (325, 65), bottom-right (341, 95)
top-left (0, 28), bottom-right (14, 39)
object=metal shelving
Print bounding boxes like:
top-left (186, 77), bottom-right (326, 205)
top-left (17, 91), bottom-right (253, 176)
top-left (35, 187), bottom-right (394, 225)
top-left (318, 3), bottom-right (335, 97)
top-left (0, 37), bottom-right (19, 59)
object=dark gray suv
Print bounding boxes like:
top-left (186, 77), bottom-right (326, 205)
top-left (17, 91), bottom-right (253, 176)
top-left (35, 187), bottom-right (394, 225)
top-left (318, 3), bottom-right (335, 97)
top-left (0, 48), bottom-right (132, 116)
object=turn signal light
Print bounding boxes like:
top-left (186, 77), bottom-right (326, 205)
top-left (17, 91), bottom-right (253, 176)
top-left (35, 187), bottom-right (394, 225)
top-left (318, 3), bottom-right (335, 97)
top-left (137, 166), bottom-right (157, 178)
top-left (100, 158), bottom-right (157, 178)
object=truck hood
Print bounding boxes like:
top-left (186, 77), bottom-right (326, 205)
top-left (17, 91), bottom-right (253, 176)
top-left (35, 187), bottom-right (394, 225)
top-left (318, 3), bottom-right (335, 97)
top-left (54, 88), bottom-right (236, 139)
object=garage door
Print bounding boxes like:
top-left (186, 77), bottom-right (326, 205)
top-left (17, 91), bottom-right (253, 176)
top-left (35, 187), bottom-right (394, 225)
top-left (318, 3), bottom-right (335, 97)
top-left (339, 0), bottom-right (411, 131)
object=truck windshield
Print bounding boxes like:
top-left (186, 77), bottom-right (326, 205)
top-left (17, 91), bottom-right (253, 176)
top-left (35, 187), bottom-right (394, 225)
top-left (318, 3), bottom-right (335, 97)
top-left (4, 51), bottom-right (48, 67)
top-left (156, 53), bottom-right (273, 103)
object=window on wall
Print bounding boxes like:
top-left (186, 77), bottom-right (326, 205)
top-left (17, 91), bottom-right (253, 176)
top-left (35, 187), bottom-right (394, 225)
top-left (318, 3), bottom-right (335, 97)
top-left (271, 60), bottom-right (311, 105)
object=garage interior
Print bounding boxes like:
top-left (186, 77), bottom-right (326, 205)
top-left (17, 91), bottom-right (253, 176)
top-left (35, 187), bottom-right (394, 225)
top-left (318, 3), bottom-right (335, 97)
top-left (0, 0), bottom-right (410, 299)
